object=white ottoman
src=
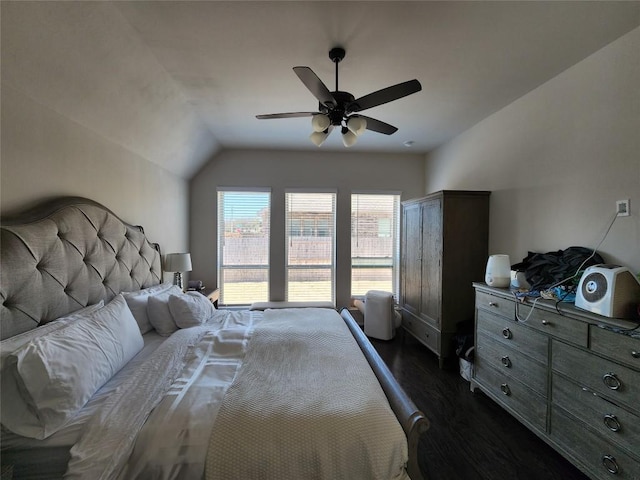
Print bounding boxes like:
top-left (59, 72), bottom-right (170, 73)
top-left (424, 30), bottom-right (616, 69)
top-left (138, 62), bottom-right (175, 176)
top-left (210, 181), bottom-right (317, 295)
top-left (363, 290), bottom-right (401, 340)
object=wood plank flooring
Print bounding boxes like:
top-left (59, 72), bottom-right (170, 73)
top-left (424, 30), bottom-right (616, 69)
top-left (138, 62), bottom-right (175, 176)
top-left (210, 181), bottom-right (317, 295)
top-left (368, 329), bottom-right (591, 480)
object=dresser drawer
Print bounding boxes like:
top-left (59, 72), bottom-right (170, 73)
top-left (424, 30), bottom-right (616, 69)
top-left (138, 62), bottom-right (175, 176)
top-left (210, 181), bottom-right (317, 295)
top-left (551, 408), bottom-right (640, 480)
top-left (553, 373), bottom-right (640, 456)
top-left (402, 310), bottom-right (439, 354)
top-left (590, 326), bottom-right (640, 371)
top-left (474, 362), bottom-right (547, 432)
top-left (516, 302), bottom-right (588, 347)
top-left (476, 291), bottom-right (514, 319)
top-left (476, 331), bottom-right (547, 396)
top-left (477, 309), bottom-right (548, 364)
top-left (552, 340), bottom-right (640, 412)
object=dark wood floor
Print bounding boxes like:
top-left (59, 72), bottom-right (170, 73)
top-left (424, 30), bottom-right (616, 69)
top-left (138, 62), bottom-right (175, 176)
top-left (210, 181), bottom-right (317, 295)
top-left (368, 330), bottom-right (591, 480)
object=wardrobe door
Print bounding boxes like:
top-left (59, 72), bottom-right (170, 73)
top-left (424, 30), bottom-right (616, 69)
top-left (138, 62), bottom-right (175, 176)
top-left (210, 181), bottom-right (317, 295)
top-left (420, 197), bottom-right (442, 327)
top-left (401, 201), bottom-right (422, 317)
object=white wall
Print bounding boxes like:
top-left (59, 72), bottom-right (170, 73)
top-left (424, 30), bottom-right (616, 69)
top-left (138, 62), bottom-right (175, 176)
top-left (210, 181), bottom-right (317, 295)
top-left (190, 149), bottom-right (425, 307)
top-left (1, 2), bottom-right (219, 268)
top-left (1, 86), bottom-right (188, 256)
top-left (425, 27), bottom-right (640, 274)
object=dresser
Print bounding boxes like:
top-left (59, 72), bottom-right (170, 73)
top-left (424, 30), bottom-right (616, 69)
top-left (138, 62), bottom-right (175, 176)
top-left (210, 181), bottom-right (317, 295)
top-left (472, 283), bottom-right (640, 480)
top-left (400, 191), bottom-right (490, 367)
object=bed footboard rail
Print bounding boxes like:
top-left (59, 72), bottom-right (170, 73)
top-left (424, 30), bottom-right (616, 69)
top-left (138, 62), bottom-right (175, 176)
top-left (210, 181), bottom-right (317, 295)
top-left (340, 308), bottom-right (429, 480)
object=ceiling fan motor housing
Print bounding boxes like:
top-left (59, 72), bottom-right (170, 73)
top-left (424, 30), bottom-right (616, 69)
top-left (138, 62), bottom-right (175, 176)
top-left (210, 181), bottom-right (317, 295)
top-left (320, 91), bottom-right (356, 126)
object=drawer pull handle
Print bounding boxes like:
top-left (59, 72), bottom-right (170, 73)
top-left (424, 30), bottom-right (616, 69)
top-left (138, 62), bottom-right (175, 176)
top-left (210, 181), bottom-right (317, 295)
top-left (541, 319), bottom-right (551, 326)
top-left (500, 383), bottom-right (511, 396)
top-left (631, 350), bottom-right (640, 359)
top-left (603, 414), bottom-right (622, 432)
top-left (602, 454), bottom-right (619, 474)
top-left (501, 327), bottom-right (512, 339)
top-left (489, 302), bottom-right (498, 307)
top-left (501, 356), bottom-right (511, 368)
top-left (602, 372), bottom-right (622, 391)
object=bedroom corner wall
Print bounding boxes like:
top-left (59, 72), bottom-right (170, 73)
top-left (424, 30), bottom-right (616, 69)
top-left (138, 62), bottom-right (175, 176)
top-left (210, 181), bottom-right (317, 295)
top-left (1, 1), bottom-right (219, 269)
top-left (0, 86), bottom-right (188, 255)
top-left (424, 27), bottom-right (640, 274)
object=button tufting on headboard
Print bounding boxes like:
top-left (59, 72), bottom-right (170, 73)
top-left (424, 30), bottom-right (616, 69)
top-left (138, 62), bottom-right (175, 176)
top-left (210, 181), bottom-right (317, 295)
top-left (0, 197), bottom-right (162, 340)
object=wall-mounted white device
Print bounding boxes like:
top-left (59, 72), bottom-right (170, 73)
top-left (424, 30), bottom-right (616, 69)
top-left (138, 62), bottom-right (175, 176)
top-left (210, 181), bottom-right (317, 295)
top-left (575, 264), bottom-right (640, 320)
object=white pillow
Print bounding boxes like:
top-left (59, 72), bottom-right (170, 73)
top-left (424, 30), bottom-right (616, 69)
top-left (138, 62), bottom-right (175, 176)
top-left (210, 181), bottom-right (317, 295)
top-left (0, 295), bottom-right (143, 439)
top-left (169, 291), bottom-right (216, 328)
top-left (0, 301), bottom-right (104, 438)
top-left (147, 285), bottom-right (183, 336)
top-left (122, 282), bottom-right (173, 334)
top-left (0, 301), bottom-right (105, 369)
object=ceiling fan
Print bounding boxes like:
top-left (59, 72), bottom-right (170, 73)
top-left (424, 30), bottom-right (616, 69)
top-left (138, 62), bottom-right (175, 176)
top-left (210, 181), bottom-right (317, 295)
top-left (256, 47), bottom-right (422, 147)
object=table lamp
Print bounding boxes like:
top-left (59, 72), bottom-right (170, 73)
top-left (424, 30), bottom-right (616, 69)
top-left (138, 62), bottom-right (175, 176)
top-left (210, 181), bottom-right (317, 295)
top-left (164, 253), bottom-right (192, 290)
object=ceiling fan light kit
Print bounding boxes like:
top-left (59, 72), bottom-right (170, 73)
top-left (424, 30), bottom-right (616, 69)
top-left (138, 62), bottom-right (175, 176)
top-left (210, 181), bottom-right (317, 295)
top-left (347, 116), bottom-right (367, 136)
top-left (257, 47), bottom-right (421, 147)
top-left (310, 126), bottom-right (333, 147)
top-left (341, 127), bottom-right (358, 147)
top-left (311, 113), bottom-right (331, 132)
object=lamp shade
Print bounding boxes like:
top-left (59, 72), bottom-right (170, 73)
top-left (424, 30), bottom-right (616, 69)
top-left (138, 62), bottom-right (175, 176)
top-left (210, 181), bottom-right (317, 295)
top-left (347, 116), bottom-right (367, 136)
top-left (310, 126), bottom-right (332, 146)
top-left (485, 254), bottom-right (511, 288)
top-left (311, 114), bottom-right (331, 132)
top-left (164, 253), bottom-right (192, 273)
top-left (341, 127), bottom-right (358, 147)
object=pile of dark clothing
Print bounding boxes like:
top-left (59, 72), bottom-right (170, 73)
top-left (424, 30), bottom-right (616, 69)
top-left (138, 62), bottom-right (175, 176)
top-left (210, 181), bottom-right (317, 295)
top-left (511, 246), bottom-right (604, 291)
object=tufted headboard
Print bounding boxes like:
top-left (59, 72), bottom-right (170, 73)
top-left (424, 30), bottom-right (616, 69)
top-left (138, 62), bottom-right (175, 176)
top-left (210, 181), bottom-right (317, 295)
top-left (0, 197), bottom-right (162, 340)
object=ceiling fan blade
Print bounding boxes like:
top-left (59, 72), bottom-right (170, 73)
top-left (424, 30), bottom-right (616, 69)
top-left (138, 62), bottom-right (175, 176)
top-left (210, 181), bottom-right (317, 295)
top-left (348, 79), bottom-right (422, 113)
top-left (256, 112), bottom-right (317, 120)
top-left (293, 66), bottom-right (336, 107)
top-left (357, 115), bottom-right (398, 135)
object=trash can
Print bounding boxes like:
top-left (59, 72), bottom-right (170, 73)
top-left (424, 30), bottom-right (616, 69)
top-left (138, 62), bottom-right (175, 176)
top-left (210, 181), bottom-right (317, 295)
top-left (458, 348), bottom-right (474, 381)
top-left (454, 331), bottom-right (474, 381)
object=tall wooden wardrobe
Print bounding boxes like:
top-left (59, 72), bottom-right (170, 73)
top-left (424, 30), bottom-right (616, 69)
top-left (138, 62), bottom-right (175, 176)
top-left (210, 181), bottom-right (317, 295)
top-left (401, 190), bottom-right (490, 367)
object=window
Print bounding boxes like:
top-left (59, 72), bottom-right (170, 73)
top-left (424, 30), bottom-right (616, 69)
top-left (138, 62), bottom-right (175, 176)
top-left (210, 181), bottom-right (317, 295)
top-left (351, 193), bottom-right (400, 297)
top-left (285, 191), bottom-right (336, 303)
top-left (217, 189), bottom-right (270, 306)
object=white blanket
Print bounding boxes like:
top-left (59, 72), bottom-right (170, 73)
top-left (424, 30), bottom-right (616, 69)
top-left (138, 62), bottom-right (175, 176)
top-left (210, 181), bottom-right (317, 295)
top-left (64, 310), bottom-right (251, 480)
top-left (64, 309), bottom-right (409, 480)
top-left (120, 311), bottom-right (255, 479)
top-left (63, 324), bottom-right (219, 480)
top-left (205, 308), bottom-right (409, 480)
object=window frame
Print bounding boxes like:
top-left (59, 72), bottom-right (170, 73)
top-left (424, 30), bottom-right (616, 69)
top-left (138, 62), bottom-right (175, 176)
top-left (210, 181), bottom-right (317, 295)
top-left (350, 191), bottom-right (401, 299)
top-left (285, 188), bottom-right (337, 304)
top-left (217, 187), bottom-right (271, 306)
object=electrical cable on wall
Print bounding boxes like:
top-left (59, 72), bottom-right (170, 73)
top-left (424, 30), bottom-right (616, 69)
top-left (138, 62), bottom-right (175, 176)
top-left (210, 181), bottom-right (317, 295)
top-left (515, 211), bottom-right (619, 322)
top-left (548, 211), bottom-right (619, 291)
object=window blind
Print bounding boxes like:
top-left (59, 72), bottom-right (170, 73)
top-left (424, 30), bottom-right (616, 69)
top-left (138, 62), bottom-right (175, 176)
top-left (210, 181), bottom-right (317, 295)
top-left (217, 189), bottom-right (270, 305)
top-left (285, 191), bottom-right (336, 303)
top-left (351, 193), bottom-right (400, 297)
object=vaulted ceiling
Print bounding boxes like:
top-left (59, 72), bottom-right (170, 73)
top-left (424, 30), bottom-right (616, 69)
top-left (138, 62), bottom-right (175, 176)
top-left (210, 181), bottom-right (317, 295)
top-left (113, 1), bottom-right (639, 153)
top-left (3, 2), bottom-right (639, 179)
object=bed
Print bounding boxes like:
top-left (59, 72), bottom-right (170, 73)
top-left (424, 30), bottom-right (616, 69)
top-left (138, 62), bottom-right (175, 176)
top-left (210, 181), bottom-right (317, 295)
top-left (0, 196), bottom-right (429, 480)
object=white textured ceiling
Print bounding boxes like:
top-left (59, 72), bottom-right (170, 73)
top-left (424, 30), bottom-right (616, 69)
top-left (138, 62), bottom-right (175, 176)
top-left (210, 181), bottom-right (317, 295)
top-left (113, 1), bottom-right (640, 155)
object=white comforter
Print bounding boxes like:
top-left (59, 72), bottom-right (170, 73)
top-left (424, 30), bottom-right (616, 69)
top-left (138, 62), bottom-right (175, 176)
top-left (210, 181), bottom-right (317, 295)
top-left (64, 309), bottom-right (409, 480)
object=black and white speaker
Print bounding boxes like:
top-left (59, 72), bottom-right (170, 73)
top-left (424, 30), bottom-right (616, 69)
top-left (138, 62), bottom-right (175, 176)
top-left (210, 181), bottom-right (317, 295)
top-left (575, 264), bottom-right (640, 320)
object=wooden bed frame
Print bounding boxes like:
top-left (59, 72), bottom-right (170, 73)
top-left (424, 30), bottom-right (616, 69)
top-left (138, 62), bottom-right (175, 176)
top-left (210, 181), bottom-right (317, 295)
top-left (341, 307), bottom-right (430, 480)
top-left (0, 196), bottom-right (429, 480)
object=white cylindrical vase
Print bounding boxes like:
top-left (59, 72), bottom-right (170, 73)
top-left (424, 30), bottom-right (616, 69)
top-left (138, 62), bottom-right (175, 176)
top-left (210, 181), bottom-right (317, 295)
top-left (485, 254), bottom-right (511, 288)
